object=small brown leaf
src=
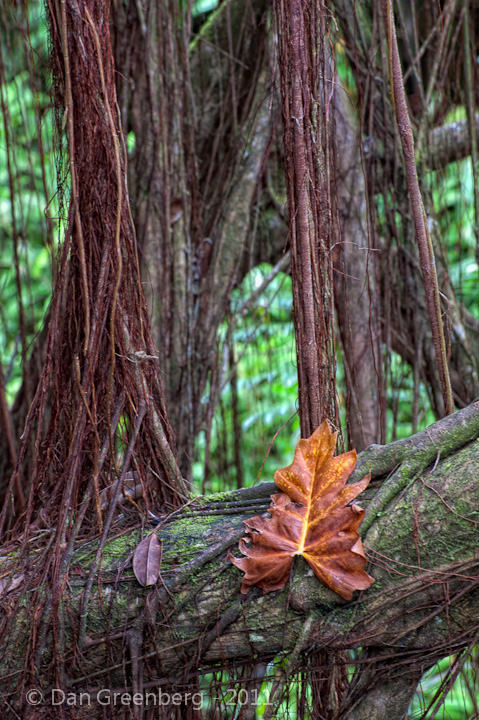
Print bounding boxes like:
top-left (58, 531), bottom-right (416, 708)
top-left (0, 573), bottom-right (24, 598)
top-left (230, 421), bottom-right (374, 600)
top-left (133, 532), bottom-right (162, 586)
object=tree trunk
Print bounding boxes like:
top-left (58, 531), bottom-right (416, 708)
top-left (333, 81), bottom-right (384, 450)
top-left (111, 0), bottom-right (273, 479)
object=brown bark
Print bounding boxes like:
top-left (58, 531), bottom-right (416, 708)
top-left (275, 0), bottom-right (339, 438)
top-left (333, 84), bottom-right (384, 450)
top-left (2, 404), bottom-right (479, 718)
top-left (426, 114), bottom-right (479, 169)
top-left (111, 0), bottom-right (273, 477)
top-left (382, 0), bottom-right (453, 416)
top-left (274, 1), bottom-right (351, 715)
top-left (0, 320), bottom-right (48, 507)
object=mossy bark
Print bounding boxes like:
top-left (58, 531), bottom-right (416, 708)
top-left (2, 409), bottom-right (479, 720)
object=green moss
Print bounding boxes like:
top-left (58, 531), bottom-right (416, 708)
top-left (326, 605), bottom-right (356, 635)
top-left (191, 490), bottom-right (238, 505)
top-left (159, 513), bottom-right (231, 569)
top-left (74, 529), bottom-right (142, 571)
top-left (365, 440), bottom-right (479, 586)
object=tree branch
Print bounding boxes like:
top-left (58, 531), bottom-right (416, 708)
top-left (2, 408), bottom-right (479, 713)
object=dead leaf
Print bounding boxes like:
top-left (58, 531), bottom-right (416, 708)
top-left (133, 532), bottom-right (162, 586)
top-left (230, 421), bottom-right (374, 600)
top-left (0, 573), bottom-right (24, 598)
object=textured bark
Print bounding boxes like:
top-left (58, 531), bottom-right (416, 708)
top-left (274, 2), bottom-right (346, 714)
top-left (343, 660), bottom-right (423, 720)
top-left (333, 84), bottom-right (383, 450)
top-left (364, 114), bottom-right (479, 171)
top-left (329, 0), bottom-right (479, 423)
top-left (111, 0), bottom-right (273, 477)
top-left (5, 0), bottom-right (479, 498)
top-left (275, 0), bottom-right (339, 438)
top-left (385, 244), bottom-right (479, 415)
top-left (382, 0), bottom-right (453, 416)
top-left (426, 114), bottom-right (479, 169)
top-left (2, 406), bottom-right (479, 717)
top-left (0, 320), bottom-right (48, 506)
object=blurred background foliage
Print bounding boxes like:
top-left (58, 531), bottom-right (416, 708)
top-left (0, 4), bottom-right (57, 401)
top-left (1, 1), bottom-right (479, 717)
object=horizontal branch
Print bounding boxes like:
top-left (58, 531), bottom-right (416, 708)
top-left (425, 114), bottom-right (479, 170)
top-left (368, 115), bottom-right (479, 172)
top-left (2, 405), bottom-right (479, 708)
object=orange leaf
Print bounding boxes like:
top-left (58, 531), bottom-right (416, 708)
top-left (230, 421), bottom-right (374, 600)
